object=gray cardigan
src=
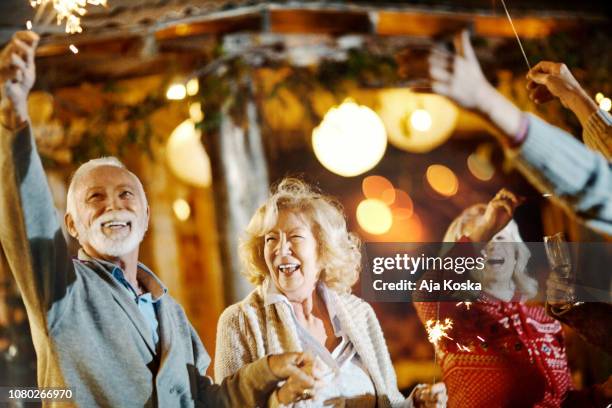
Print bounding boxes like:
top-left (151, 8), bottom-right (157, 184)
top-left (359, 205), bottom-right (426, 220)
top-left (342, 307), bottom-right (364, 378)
top-left (0, 125), bottom-right (280, 407)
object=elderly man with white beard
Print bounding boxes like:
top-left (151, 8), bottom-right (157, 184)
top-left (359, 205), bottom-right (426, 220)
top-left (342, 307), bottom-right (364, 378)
top-left (0, 31), bottom-right (317, 407)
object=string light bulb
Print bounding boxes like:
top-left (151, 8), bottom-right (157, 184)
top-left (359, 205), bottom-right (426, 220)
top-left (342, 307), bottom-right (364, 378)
top-left (410, 109), bottom-right (432, 132)
top-left (166, 83), bottom-right (187, 100)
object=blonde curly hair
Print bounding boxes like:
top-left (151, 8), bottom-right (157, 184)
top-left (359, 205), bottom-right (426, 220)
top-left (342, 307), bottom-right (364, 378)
top-left (240, 178), bottom-right (361, 293)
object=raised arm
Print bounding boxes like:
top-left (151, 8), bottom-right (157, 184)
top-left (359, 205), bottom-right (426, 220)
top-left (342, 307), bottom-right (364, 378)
top-left (525, 61), bottom-right (612, 159)
top-left (428, 31), bottom-right (612, 235)
top-left (0, 31), bottom-right (74, 329)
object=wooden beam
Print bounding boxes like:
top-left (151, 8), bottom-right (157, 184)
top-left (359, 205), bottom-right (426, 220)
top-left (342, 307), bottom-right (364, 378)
top-left (268, 9), bottom-right (371, 34)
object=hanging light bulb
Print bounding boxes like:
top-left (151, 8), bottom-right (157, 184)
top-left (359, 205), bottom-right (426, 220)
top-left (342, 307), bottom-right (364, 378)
top-left (186, 78), bottom-right (199, 96)
top-left (173, 198), bottom-right (191, 221)
top-left (166, 83), bottom-right (186, 100)
top-left (410, 109), bottom-right (432, 132)
top-left (312, 99), bottom-right (387, 177)
top-left (166, 119), bottom-right (212, 187)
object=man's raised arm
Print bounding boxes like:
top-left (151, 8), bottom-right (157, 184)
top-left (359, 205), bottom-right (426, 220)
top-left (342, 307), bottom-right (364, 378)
top-left (0, 31), bottom-right (74, 330)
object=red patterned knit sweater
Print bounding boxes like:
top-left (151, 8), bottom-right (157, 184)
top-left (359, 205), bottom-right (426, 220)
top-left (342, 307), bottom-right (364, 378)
top-left (415, 295), bottom-right (572, 408)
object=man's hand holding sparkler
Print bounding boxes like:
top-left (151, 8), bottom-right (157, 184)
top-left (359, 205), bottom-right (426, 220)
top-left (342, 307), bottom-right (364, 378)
top-left (0, 31), bottom-right (38, 131)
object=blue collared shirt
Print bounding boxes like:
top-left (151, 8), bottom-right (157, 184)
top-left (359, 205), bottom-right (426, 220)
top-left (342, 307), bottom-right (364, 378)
top-left (109, 265), bottom-right (162, 348)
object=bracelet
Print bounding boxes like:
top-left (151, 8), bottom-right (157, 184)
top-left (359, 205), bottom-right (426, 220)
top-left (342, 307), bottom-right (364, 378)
top-left (508, 114), bottom-right (530, 148)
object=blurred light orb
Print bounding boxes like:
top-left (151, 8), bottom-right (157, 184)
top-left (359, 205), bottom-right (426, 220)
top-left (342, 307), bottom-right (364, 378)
top-left (467, 153), bottom-right (495, 181)
top-left (595, 92), bottom-right (604, 103)
top-left (362, 175), bottom-right (395, 204)
top-left (426, 164), bottom-right (458, 197)
top-left (167, 119), bottom-right (212, 188)
top-left (173, 199), bottom-right (191, 221)
top-left (186, 78), bottom-right (200, 96)
top-left (166, 83), bottom-right (186, 100)
top-left (600, 97), bottom-right (611, 112)
top-left (189, 102), bottom-right (204, 122)
top-left (378, 89), bottom-right (458, 153)
top-left (312, 100), bottom-right (387, 177)
top-left (410, 109), bottom-right (432, 131)
top-left (357, 199), bottom-right (393, 235)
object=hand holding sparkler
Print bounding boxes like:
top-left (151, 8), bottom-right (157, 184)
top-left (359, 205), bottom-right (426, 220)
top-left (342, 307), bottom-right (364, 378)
top-left (526, 61), bottom-right (599, 129)
top-left (413, 382), bottom-right (448, 408)
top-left (0, 31), bottom-right (39, 131)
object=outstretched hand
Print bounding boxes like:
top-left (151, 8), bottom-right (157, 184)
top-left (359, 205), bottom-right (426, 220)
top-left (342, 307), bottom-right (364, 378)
top-left (429, 30), bottom-right (493, 112)
top-left (0, 30), bottom-right (39, 130)
top-left (468, 189), bottom-right (523, 242)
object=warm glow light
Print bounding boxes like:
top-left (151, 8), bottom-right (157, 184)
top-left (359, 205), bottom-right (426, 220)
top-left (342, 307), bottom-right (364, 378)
top-left (167, 119), bottom-right (212, 188)
top-left (356, 199), bottom-right (393, 235)
top-left (425, 318), bottom-right (454, 346)
top-left (166, 83), bottom-right (187, 100)
top-left (69, 44), bottom-right (78, 54)
top-left (595, 93), bottom-right (604, 103)
top-left (410, 109), bottom-right (432, 132)
top-left (189, 102), bottom-right (204, 122)
top-left (173, 199), bottom-right (191, 221)
top-left (186, 78), bottom-right (199, 96)
top-left (30, 0), bottom-right (107, 34)
top-left (378, 89), bottom-right (458, 153)
top-left (600, 97), bottom-right (612, 112)
top-left (312, 100), bottom-right (387, 177)
top-left (26, 20), bottom-right (33, 30)
top-left (362, 175), bottom-right (394, 204)
top-left (467, 154), bottom-right (494, 181)
top-left (426, 164), bottom-right (458, 197)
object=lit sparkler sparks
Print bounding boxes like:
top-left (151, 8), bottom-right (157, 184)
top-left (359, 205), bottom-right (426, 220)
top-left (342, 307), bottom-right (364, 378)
top-left (29, 0), bottom-right (108, 34)
top-left (425, 318), bottom-right (454, 346)
top-left (476, 335), bottom-right (486, 342)
top-left (456, 342), bottom-right (471, 352)
top-left (456, 301), bottom-right (472, 310)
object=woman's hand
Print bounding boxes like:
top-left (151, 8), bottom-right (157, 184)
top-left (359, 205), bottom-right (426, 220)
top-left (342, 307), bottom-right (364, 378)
top-left (526, 61), bottom-right (597, 127)
top-left (468, 189), bottom-right (522, 242)
top-left (428, 30), bottom-right (524, 141)
top-left (413, 382), bottom-right (447, 408)
top-left (0, 31), bottom-right (38, 130)
top-left (428, 30), bottom-right (493, 112)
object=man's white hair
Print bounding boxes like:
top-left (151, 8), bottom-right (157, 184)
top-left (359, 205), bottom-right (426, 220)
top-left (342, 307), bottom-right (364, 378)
top-left (66, 157), bottom-right (146, 218)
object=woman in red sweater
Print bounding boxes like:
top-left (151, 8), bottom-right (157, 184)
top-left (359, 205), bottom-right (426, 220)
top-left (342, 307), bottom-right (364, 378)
top-left (415, 189), bottom-right (572, 407)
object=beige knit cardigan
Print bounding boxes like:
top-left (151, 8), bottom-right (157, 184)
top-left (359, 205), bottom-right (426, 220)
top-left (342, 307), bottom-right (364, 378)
top-left (214, 282), bottom-right (408, 407)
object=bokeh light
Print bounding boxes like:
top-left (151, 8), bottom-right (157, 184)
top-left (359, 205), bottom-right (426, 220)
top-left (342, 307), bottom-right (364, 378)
top-left (186, 78), bottom-right (200, 96)
top-left (362, 175), bottom-right (395, 204)
top-left (426, 164), bottom-right (458, 197)
top-left (467, 146), bottom-right (495, 181)
top-left (356, 199), bottom-right (393, 235)
top-left (166, 83), bottom-right (186, 100)
top-left (410, 109), bottom-right (432, 132)
top-left (166, 119), bottom-right (212, 187)
top-left (173, 198), bottom-right (191, 221)
top-left (600, 97), bottom-right (611, 112)
top-left (312, 100), bottom-right (387, 177)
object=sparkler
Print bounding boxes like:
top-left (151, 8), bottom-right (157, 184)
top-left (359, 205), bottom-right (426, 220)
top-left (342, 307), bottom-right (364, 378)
top-left (456, 301), bottom-right (472, 310)
top-left (425, 318), bottom-right (454, 346)
top-left (29, 0), bottom-right (108, 34)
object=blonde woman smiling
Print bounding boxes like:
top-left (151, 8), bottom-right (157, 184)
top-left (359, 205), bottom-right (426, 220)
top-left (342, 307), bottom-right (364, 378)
top-left (215, 178), bottom-right (446, 407)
